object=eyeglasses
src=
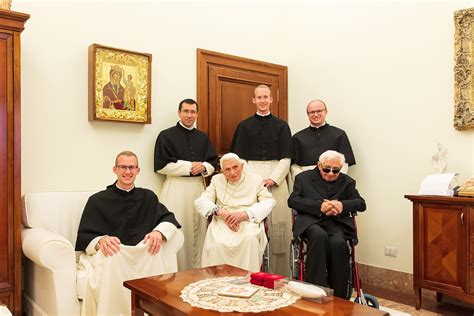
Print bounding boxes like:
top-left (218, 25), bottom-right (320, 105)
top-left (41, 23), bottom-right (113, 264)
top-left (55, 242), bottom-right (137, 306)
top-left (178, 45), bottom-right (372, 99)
top-left (321, 166), bottom-right (341, 174)
top-left (307, 109), bottom-right (326, 116)
top-left (116, 165), bottom-right (139, 172)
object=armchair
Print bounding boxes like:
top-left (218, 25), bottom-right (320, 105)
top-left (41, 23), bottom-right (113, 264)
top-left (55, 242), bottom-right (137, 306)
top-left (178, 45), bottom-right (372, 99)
top-left (21, 191), bottom-right (184, 316)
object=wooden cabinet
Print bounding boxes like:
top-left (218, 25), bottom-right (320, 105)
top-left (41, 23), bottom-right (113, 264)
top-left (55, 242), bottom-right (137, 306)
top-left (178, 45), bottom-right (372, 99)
top-left (405, 195), bottom-right (474, 310)
top-left (0, 9), bottom-right (29, 315)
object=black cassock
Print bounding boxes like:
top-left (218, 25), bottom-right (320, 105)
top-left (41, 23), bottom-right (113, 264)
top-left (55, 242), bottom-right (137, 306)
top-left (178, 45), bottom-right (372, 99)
top-left (154, 123), bottom-right (218, 173)
top-left (230, 114), bottom-right (293, 160)
top-left (292, 124), bottom-right (356, 166)
top-left (75, 183), bottom-right (181, 251)
top-left (288, 170), bottom-right (365, 298)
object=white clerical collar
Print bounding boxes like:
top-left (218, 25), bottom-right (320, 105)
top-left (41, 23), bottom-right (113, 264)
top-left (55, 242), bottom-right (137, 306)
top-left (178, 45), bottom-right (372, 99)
top-left (179, 121), bottom-right (195, 130)
top-left (116, 183), bottom-right (135, 192)
top-left (311, 122), bottom-right (326, 128)
top-left (256, 112), bottom-right (271, 117)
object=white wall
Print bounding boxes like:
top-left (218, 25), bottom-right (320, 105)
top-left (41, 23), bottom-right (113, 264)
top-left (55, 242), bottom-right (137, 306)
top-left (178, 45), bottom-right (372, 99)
top-left (14, 0), bottom-right (474, 273)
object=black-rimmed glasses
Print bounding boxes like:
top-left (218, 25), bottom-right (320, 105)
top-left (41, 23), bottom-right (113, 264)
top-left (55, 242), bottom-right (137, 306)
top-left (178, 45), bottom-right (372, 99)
top-left (116, 165), bottom-right (139, 172)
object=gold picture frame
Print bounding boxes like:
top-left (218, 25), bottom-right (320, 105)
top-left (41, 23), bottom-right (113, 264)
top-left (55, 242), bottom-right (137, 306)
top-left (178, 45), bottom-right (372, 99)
top-left (88, 44), bottom-right (152, 124)
top-left (454, 8), bottom-right (474, 130)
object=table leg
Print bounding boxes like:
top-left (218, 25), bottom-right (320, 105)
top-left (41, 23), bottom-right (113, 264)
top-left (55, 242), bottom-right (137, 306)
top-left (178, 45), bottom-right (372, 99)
top-left (435, 292), bottom-right (442, 302)
top-left (131, 292), bottom-right (145, 316)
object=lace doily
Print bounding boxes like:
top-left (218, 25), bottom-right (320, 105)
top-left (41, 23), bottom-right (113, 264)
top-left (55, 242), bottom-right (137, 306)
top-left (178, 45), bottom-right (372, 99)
top-left (180, 276), bottom-right (300, 313)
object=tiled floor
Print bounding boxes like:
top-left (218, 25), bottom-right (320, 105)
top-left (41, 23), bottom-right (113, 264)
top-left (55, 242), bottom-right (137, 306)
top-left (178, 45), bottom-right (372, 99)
top-left (362, 284), bottom-right (474, 315)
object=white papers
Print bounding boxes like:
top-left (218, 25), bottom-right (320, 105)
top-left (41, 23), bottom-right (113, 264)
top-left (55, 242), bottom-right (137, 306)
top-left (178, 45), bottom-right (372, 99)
top-left (418, 173), bottom-right (458, 196)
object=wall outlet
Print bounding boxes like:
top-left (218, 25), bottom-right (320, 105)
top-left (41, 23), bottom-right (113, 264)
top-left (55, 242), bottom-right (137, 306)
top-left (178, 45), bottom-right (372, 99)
top-left (384, 246), bottom-right (398, 257)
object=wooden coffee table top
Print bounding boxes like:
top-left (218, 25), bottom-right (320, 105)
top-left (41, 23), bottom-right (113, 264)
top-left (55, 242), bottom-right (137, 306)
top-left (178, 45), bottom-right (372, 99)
top-left (124, 264), bottom-right (388, 315)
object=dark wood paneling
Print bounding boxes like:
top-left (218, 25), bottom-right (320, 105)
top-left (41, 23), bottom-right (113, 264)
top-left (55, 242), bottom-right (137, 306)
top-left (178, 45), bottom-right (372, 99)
top-left (0, 32), bottom-right (9, 287)
top-left (0, 292), bottom-right (13, 309)
top-left (0, 9), bottom-right (29, 315)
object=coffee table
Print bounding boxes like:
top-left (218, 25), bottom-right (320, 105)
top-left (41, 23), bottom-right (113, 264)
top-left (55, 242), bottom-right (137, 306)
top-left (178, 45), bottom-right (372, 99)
top-left (124, 264), bottom-right (388, 315)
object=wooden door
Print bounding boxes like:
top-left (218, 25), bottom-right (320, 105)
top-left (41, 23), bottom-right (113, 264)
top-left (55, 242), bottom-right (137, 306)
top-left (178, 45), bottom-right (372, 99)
top-left (197, 49), bottom-right (288, 156)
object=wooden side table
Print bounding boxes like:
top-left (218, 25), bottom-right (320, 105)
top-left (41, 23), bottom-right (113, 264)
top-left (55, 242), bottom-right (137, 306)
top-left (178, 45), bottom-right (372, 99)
top-left (405, 195), bottom-right (474, 309)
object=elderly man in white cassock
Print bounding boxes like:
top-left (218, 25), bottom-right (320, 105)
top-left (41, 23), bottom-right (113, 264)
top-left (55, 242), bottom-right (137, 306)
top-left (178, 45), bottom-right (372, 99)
top-left (194, 153), bottom-right (276, 272)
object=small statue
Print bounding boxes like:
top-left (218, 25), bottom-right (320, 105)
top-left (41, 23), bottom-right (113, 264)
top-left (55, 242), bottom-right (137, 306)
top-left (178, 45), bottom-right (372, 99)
top-left (432, 143), bottom-right (448, 174)
top-left (0, 0), bottom-right (12, 10)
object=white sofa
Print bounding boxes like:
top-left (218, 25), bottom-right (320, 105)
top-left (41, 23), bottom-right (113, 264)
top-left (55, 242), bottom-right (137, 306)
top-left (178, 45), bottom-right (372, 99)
top-left (21, 191), bottom-right (184, 316)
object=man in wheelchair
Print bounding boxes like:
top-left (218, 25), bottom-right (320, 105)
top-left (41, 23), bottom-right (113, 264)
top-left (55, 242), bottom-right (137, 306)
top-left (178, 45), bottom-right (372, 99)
top-left (288, 150), bottom-right (366, 298)
top-left (194, 153), bottom-right (276, 272)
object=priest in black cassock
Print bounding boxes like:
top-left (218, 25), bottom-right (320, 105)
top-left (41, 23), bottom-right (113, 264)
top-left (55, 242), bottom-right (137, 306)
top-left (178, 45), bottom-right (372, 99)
top-left (76, 151), bottom-right (182, 315)
top-left (291, 99), bottom-right (355, 183)
top-left (154, 98), bottom-right (218, 271)
top-left (288, 150), bottom-right (366, 298)
top-left (230, 84), bottom-right (293, 276)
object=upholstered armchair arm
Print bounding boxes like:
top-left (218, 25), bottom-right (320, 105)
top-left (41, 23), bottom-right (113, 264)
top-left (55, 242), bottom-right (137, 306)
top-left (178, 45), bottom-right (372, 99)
top-left (22, 227), bottom-right (76, 270)
top-left (22, 227), bottom-right (80, 315)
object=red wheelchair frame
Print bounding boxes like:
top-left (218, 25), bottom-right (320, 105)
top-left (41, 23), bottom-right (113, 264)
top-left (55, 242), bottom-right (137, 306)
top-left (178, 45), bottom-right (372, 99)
top-left (289, 211), bottom-right (379, 308)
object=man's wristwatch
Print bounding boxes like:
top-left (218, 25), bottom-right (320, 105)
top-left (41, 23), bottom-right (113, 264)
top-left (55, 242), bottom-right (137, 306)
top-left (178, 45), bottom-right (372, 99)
top-left (211, 206), bottom-right (219, 216)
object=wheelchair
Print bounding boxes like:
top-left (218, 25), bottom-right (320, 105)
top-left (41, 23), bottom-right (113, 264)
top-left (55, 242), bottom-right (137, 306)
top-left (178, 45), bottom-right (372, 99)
top-left (289, 211), bottom-right (379, 308)
top-left (261, 217), bottom-right (270, 272)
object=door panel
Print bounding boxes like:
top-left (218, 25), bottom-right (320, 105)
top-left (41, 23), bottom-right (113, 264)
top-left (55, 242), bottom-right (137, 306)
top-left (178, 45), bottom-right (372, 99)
top-left (0, 32), bottom-right (12, 289)
top-left (422, 204), bottom-right (467, 293)
top-left (197, 49), bottom-right (288, 156)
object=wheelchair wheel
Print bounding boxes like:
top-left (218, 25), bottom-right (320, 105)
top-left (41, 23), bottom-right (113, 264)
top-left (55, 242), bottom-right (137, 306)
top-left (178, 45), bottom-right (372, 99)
top-left (289, 240), bottom-right (300, 279)
top-left (345, 284), bottom-right (353, 300)
top-left (353, 293), bottom-right (380, 309)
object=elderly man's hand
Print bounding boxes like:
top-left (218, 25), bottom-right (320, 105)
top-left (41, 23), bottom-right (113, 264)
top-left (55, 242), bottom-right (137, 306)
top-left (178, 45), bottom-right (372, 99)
top-left (143, 230), bottom-right (164, 255)
top-left (217, 208), bottom-right (231, 220)
top-left (98, 235), bottom-right (121, 257)
top-left (321, 200), bottom-right (333, 214)
top-left (329, 200), bottom-right (343, 214)
top-left (216, 209), bottom-right (244, 232)
top-left (322, 200), bottom-right (343, 216)
top-left (191, 162), bottom-right (206, 175)
top-left (226, 211), bottom-right (248, 228)
top-left (263, 179), bottom-right (276, 188)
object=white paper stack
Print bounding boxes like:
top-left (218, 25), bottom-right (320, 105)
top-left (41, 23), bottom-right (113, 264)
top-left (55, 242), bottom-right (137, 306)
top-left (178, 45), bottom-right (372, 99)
top-left (418, 173), bottom-right (458, 196)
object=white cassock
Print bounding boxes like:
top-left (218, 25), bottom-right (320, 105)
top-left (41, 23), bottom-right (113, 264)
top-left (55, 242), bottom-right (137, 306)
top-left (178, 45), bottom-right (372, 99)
top-left (243, 159), bottom-right (292, 276)
top-left (194, 171), bottom-right (276, 272)
top-left (158, 160), bottom-right (214, 270)
top-left (78, 223), bottom-right (178, 316)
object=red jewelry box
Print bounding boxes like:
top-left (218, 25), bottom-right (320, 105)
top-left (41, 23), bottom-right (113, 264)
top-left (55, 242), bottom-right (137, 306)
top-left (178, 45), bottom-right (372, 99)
top-left (263, 274), bottom-right (285, 289)
top-left (250, 272), bottom-right (269, 286)
top-left (250, 272), bottom-right (285, 289)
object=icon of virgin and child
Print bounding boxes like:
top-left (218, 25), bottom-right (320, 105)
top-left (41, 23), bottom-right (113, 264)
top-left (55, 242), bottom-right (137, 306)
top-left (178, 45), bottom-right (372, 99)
top-left (102, 65), bottom-right (137, 111)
